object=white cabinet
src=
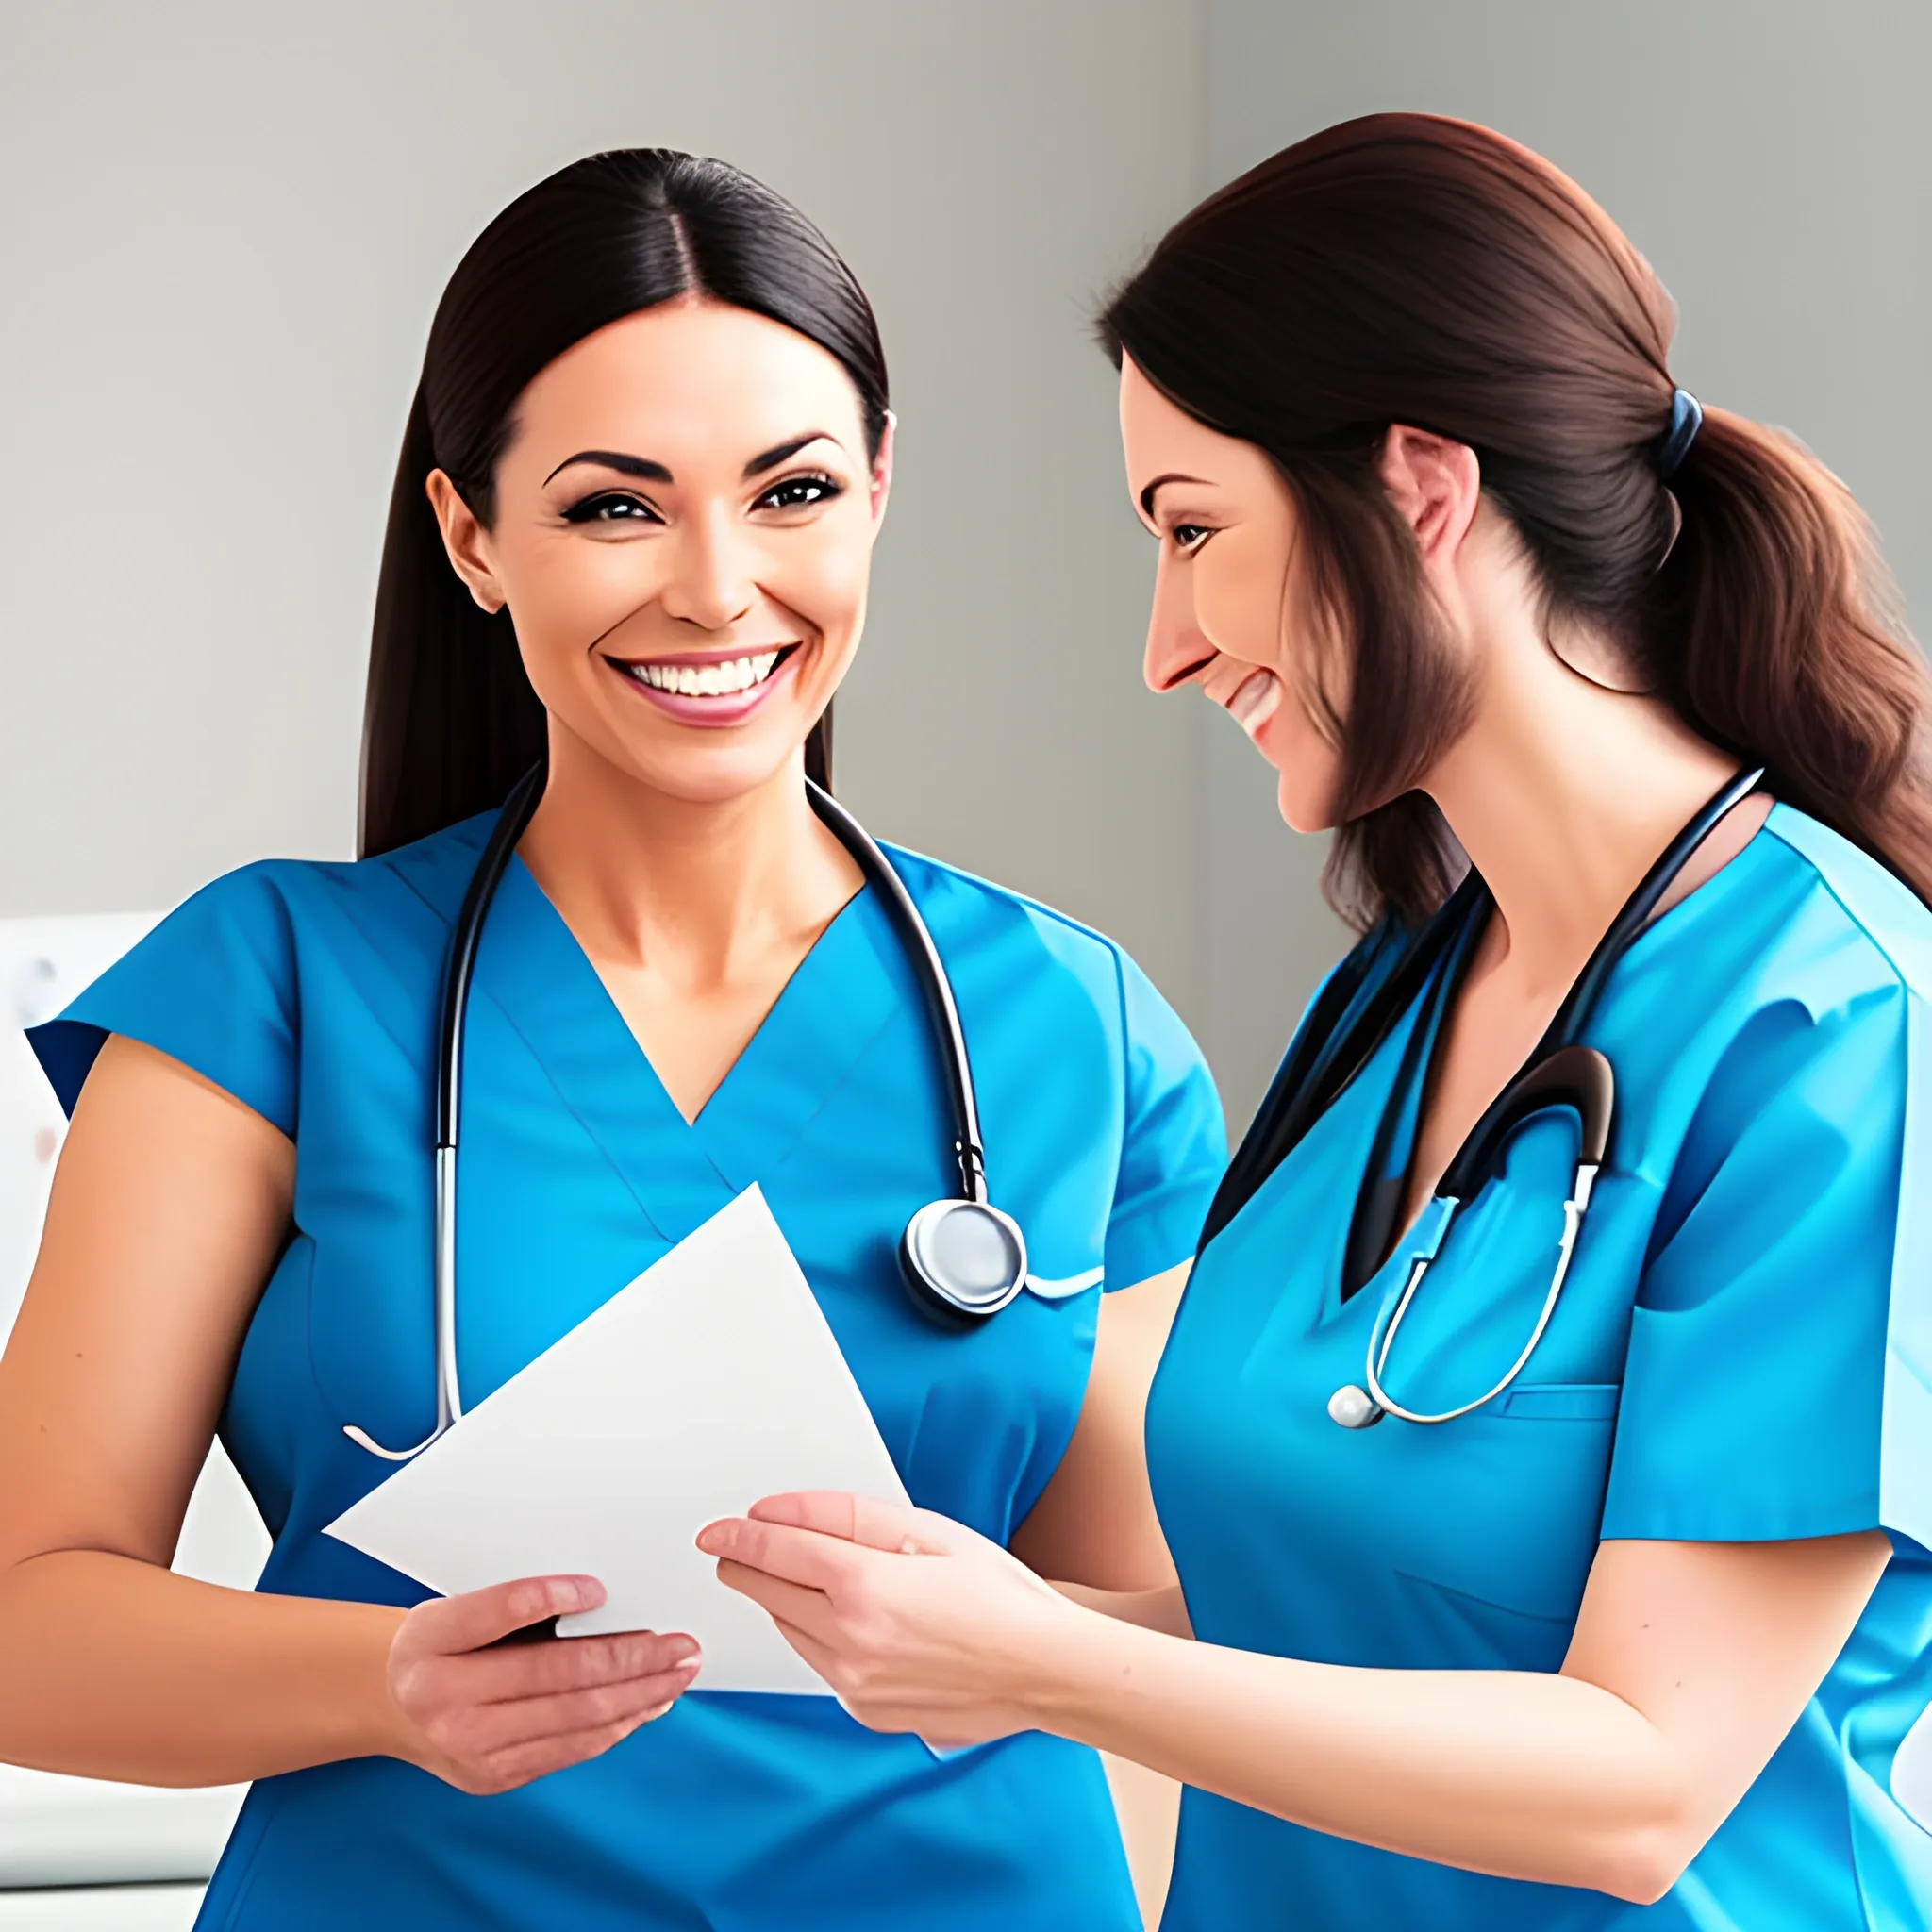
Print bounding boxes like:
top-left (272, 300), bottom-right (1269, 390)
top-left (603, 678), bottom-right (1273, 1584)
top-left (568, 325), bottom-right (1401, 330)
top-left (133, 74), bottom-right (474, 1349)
top-left (0, 915), bottom-right (272, 1915)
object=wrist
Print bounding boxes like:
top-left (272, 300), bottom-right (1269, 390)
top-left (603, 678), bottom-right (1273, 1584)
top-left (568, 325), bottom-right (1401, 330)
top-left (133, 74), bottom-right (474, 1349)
top-left (345, 1602), bottom-right (416, 1764)
top-left (1003, 1588), bottom-right (1115, 1739)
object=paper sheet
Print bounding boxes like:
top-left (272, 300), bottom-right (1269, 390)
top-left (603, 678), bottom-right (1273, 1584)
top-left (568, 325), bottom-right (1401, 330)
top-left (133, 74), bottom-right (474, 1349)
top-left (324, 1186), bottom-right (908, 1694)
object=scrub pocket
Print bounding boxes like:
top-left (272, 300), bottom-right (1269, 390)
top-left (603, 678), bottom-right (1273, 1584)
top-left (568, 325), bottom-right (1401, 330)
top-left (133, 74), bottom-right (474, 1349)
top-left (1390, 1385), bottom-right (1622, 1645)
top-left (1492, 1382), bottom-right (1621, 1422)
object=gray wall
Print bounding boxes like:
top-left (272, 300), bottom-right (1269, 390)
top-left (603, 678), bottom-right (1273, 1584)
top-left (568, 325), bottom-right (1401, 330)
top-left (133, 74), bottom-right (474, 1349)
top-left (6, 2), bottom-right (1925, 1131)
top-left (0, 1), bottom-right (1209, 1019)
top-left (1196, 0), bottom-right (1932, 1126)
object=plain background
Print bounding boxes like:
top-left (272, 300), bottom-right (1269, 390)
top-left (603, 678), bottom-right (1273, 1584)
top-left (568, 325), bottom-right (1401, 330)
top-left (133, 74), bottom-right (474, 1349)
top-left (3, 0), bottom-right (1927, 1134)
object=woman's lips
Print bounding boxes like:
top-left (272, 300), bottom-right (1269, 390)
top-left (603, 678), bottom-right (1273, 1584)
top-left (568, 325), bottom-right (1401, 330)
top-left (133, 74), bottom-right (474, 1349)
top-left (1225, 668), bottom-right (1282, 739)
top-left (604, 643), bottom-right (803, 727)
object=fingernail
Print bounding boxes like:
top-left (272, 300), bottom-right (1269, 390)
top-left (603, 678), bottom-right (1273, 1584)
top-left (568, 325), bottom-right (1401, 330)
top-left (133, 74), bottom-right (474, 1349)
top-left (556, 1576), bottom-right (601, 1612)
top-left (695, 1526), bottom-right (724, 1555)
top-left (665, 1638), bottom-right (700, 1665)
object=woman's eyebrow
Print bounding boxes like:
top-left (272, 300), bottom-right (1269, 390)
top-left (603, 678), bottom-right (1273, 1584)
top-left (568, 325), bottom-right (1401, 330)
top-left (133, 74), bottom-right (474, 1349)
top-left (1140, 471), bottom-right (1213, 519)
top-left (539, 435), bottom-right (835, 490)
top-left (542, 450), bottom-right (674, 487)
top-left (742, 432), bottom-right (835, 479)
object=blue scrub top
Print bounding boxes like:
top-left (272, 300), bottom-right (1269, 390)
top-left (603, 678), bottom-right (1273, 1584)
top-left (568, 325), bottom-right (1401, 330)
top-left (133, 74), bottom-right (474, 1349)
top-left (1148, 805), bottom-right (1932, 1931)
top-left (30, 809), bottom-right (1226, 1932)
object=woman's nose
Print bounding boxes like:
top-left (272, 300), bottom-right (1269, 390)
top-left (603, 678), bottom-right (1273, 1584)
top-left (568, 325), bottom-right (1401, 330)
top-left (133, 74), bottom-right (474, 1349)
top-left (1142, 562), bottom-right (1210, 694)
top-left (659, 511), bottom-right (758, 631)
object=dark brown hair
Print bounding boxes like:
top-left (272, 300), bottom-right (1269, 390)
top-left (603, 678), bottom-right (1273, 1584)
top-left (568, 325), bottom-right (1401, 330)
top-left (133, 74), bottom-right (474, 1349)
top-left (1101, 112), bottom-right (1932, 928)
top-left (358, 150), bottom-right (889, 858)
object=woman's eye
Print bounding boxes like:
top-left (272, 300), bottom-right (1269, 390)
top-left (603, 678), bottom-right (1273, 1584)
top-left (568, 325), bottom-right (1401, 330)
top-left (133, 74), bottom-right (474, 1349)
top-left (1170, 523), bottom-right (1213, 553)
top-left (562, 492), bottom-right (661, 525)
top-left (756, 473), bottom-right (844, 512)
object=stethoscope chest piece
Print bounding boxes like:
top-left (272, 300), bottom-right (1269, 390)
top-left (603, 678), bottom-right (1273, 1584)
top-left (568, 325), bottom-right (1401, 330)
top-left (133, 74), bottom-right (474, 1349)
top-left (899, 1197), bottom-right (1029, 1323)
top-left (1326, 1383), bottom-right (1384, 1429)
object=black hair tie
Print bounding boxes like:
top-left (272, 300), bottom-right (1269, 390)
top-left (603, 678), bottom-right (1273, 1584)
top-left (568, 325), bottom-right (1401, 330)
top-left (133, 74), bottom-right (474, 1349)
top-left (1657, 387), bottom-right (1703, 479)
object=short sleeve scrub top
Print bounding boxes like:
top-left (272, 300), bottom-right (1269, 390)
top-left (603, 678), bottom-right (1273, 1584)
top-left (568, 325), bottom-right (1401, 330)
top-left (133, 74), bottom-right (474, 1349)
top-left (1148, 806), bottom-right (1932, 1930)
top-left (30, 809), bottom-right (1228, 1932)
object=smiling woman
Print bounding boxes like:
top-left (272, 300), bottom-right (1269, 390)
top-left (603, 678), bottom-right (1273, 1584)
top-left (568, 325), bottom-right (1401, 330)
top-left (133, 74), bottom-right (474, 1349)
top-left (361, 152), bottom-right (892, 853)
top-left (0, 151), bottom-right (1226, 1932)
top-left (699, 114), bottom-right (1932, 1932)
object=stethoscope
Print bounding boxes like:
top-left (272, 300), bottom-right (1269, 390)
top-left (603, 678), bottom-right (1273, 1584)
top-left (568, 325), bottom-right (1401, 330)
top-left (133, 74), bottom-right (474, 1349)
top-left (344, 762), bottom-right (1031, 1463)
top-left (1196, 765), bottom-right (1764, 1434)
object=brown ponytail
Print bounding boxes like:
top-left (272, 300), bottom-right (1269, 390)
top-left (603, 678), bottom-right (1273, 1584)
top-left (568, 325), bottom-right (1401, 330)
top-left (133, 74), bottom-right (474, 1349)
top-left (1100, 112), bottom-right (1932, 925)
top-left (1648, 406), bottom-right (1932, 899)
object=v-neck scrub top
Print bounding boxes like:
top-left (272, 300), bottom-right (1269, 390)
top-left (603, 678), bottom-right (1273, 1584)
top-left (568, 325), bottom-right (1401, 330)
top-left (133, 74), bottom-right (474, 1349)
top-left (1148, 806), bottom-right (1932, 1930)
top-left (29, 809), bottom-right (1227, 1932)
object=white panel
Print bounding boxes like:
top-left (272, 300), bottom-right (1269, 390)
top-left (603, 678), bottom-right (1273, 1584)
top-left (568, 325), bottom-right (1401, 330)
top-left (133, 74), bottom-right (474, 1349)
top-left (0, 1884), bottom-right (203, 1930)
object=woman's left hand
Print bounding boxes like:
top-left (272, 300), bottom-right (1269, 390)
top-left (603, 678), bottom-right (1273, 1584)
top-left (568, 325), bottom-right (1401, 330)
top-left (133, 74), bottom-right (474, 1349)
top-left (697, 1492), bottom-right (1079, 1748)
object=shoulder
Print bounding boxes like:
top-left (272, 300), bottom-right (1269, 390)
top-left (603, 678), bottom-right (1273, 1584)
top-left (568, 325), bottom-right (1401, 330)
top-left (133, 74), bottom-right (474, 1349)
top-left (28, 819), bottom-right (501, 1125)
top-left (1754, 805), bottom-right (1932, 1009)
top-left (1635, 807), bottom-right (1930, 1209)
top-left (879, 839), bottom-right (1147, 1015)
top-left (155, 814), bottom-right (497, 956)
top-left (879, 838), bottom-right (1220, 1116)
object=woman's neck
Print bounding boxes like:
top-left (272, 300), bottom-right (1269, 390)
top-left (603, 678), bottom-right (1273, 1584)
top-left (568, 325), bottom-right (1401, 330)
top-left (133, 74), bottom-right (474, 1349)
top-left (1424, 638), bottom-right (1743, 1000)
top-left (514, 727), bottom-right (862, 988)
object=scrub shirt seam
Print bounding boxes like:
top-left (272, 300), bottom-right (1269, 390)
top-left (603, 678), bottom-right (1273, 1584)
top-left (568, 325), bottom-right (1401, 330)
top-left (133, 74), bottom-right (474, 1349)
top-left (1102, 1167), bottom-right (1228, 1290)
top-left (879, 837), bottom-right (1131, 959)
top-left (316, 868), bottom-right (461, 1078)
top-left (1763, 822), bottom-right (1914, 999)
top-left (1102, 938), bottom-right (1135, 1291)
top-left (1100, 935), bottom-right (1145, 1291)
top-left (477, 984), bottom-right (673, 1242)
top-left (745, 990), bottom-right (902, 1187)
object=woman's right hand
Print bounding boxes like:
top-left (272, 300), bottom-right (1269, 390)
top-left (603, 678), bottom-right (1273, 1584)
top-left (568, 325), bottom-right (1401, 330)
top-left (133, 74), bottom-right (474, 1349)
top-left (384, 1575), bottom-right (699, 1794)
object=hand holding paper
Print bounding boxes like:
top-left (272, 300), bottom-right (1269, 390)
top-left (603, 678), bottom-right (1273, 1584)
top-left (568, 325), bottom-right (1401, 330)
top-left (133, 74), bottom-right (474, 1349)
top-left (699, 1489), bottom-right (1074, 1749)
top-left (326, 1188), bottom-right (909, 1695)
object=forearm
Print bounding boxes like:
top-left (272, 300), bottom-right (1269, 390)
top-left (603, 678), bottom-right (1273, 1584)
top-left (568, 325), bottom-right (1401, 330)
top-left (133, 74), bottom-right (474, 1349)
top-left (1052, 1579), bottom-right (1192, 1637)
top-left (1025, 1612), bottom-right (1681, 1900)
top-left (0, 1550), bottom-right (407, 1786)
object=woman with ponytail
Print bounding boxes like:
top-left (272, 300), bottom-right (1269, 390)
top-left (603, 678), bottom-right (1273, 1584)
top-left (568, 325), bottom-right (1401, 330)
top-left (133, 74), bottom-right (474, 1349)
top-left (709, 116), bottom-right (1932, 1929)
top-left (0, 152), bottom-right (1226, 1929)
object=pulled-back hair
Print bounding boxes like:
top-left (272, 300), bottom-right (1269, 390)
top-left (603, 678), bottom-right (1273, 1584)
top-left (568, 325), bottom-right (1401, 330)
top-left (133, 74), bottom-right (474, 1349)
top-left (1100, 112), bottom-right (1932, 927)
top-left (359, 149), bottom-right (890, 858)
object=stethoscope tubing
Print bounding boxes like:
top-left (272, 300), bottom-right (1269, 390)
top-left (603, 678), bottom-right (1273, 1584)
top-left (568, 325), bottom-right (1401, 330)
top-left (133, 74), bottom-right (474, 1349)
top-left (1331, 764), bottom-right (1765, 1429)
top-left (342, 759), bottom-right (1013, 1460)
top-left (1358, 1161), bottom-right (1597, 1425)
top-left (804, 780), bottom-right (989, 1205)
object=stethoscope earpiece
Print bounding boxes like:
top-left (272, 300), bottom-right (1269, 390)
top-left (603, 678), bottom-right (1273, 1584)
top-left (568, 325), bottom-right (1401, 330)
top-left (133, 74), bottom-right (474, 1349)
top-left (898, 1197), bottom-right (1029, 1323)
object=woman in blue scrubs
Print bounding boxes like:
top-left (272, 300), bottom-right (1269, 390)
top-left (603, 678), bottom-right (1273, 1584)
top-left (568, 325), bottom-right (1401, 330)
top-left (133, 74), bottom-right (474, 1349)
top-left (704, 116), bottom-right (1932, 1927)
top-left (0, 151), bottom-right (1225, 1929)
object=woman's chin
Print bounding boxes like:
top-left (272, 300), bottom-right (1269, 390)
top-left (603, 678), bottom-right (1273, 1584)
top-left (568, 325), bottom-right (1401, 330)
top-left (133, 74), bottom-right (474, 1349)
top-left (633, 744), bottom-right (808, 806)
top-left (581, 721), bottom-right (812, 808)
top-left (1274, 771), bottom-right (1341, 836)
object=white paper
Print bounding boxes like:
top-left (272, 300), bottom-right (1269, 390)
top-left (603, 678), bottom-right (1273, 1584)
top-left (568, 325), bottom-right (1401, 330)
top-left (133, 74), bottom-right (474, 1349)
top-left (324, 1186), bottom-right (908, 1694)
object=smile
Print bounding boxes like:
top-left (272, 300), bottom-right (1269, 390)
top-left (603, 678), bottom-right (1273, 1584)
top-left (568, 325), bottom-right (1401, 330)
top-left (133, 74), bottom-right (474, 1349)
top-left (1224, 668), bottom-right (1282, 738)
top-left (619, 649), bottom-right (789, 699)
top-left (604, 642), bottom-right (804, 727)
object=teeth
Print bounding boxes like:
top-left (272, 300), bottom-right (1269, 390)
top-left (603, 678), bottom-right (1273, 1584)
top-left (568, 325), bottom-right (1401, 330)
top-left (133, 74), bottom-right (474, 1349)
top-left (629, 651), bottom-right (781, 698)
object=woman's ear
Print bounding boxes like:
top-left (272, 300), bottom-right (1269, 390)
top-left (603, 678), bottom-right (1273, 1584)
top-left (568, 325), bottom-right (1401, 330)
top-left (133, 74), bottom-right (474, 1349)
top-left (869, 412), bottom-right (896, 524)
top-left (425, 470), bottom-right (506, 614)
top-left (1376, 426), bottom-right (1482, 574)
